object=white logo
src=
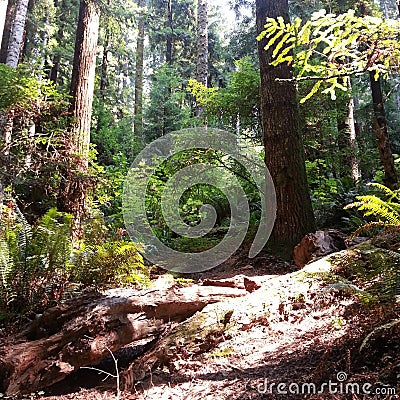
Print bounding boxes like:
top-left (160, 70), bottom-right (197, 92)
top-left (122, 128), bottom-right (276, 273)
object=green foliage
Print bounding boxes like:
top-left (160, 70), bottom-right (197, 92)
top-left (144, 64), bottom-right (194, 142)
top-left (188, 57), bottom-right (261, 136)
top-left (345, 183), bottom-right (400, 237)
top-left (0, 64), bottom-right (61, 110)
top-left (258, 9), bottom-right (400, 101)
top-left (330, 245), bottom-right (400, 305)
top-left (0, 205), bottom-right (72, 316)
top-left (94, 154), bottom-right (130, 232)
top-left (70, 241), bottom-right (148, 287)
top-left (143, 146), bottom-right (260, 245)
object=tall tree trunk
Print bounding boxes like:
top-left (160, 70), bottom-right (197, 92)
top-left (134, 0), bottom-right (145, 144)
top-left (166, 0), bottom-right (172, 66)
top-left (5, 0), bottom-right (29, 68)
top-left (99, 30), bottom-right (109, 101)
top-left (69, 0), bottom-right (99, 163)
top-left (19, 0), bottom-right (33, 63)
top-left (256, 0), bottom-right (315, 259)
top-left (0, 0), bottom-right (15, 64)
top-left (336, 78), bottom-right (360, 183)
top-left (196, 0), bottom-right (208, 87)
top-left (57, 0), bottom-right (100, 239)
top-left (196, 0), bottom-right (208, 119)
top-left (369, 72), bottom-right (398, 188)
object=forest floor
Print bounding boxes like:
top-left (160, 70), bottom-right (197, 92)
top-left (8, 246), bottom-right (400, 400)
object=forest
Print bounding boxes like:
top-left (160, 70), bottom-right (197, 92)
top-left (0, 0), bottom-right (400, 398)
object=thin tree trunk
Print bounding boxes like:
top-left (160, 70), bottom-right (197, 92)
top-left (196, 0), bottom-right (208, 119)
top-left (0, 0), bottom-right (15, 63)
top-left (166, 0), bottom-right (172, 66)
top-left (369, 72), bottom-right (398, 188)
top-left (5, 0), bottom-right (29, 68)
top-left (347, 90), bottom-right (360, 182)
top-left (49, 0), bottom-right (64, 84)
top-left (134, 0), bottom-right (145, 143)
top-left (336, 78), bottom-right (360, 183)
top-left (99, 30), bottom-right (109, 101)
top-left (256, 0), bottom-right (315, 259)
top-left (196, 0), bottom-right (208, 87)
top-left (57, 0), bottom-right (100, 239)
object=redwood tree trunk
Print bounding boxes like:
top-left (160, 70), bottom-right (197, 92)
top-left (5, 0), bottom-right (29, 68)
top-left (256, 0), bottom-right (315, 259)
top-left (134, 0), bottom-right (145, 143)
top-left (57, 0), bottom-right (100, 238)
top-left (369, 72), bottom-right (398, 189)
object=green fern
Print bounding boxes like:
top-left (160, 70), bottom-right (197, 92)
top-left (345, 183), bottom-right (400, 237)
top-left (0, 204), bottom-right (72, 316)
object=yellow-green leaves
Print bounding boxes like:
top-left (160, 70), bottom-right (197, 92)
top-left (258, 9), bottom-right (400, 102)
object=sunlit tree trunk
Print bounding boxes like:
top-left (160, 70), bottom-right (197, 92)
top-left (134, 0), bottom-right (145, 143)
top-left (256, 0), bottom-right (315, 259)
top-left (196, 0), bottom-right (208, 118)
top-left (57, 0), bottom-right (100, 239)
top-left (336, 78), bottom-right (360, 183)
top-left (5, 0), bottom-right (29, 68)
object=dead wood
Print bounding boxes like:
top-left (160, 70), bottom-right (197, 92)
top-left (0, 284), bottom-right (246, 395)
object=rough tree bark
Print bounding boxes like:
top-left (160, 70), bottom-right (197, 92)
top-left (256, 0), bottom-right (316, 259)
top-left (5, 0), bottom-right (29, 68)
top-left (369, 73), bottom-right (397, 188)
top-left (134, 0), bottom-right (145, 143)
top-left (57, 0), bottom-right (100, 238)
top-left (0, 283), bottom-right (247, 395)
top-left (196, 0), bottom-right (208, 87)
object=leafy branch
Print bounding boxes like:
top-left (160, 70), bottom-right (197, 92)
top-left (257, 9), bottom-right (400, 102)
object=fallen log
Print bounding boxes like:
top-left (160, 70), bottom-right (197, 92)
top-left (121, 296), bottom-right (239, 390)
top-left (0, 283), bottom-right (247, 395)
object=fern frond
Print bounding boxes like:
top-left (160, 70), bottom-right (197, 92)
top-left (368, 182), bottom-right (400, 201)
top-left (348, 195), bottom-right (400, 224)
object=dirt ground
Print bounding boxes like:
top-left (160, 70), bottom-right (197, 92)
top-left (3, 247), bottom-right (400, 400)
